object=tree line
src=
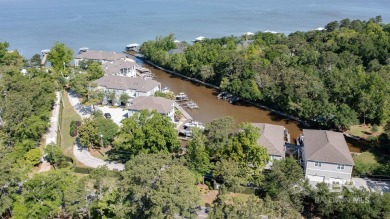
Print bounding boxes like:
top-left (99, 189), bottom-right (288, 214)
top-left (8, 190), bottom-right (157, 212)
top-left (140, 17), bottom-right (390, 130)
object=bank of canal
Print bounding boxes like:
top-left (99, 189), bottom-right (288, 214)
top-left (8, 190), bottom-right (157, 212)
top-left (134, 57), bottom-right (361, 153)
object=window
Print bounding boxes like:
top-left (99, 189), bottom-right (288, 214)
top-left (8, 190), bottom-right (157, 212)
top-left (315, 162), bottom-right (322, 167)
top-left (337, 164), bottom-right (345, 170)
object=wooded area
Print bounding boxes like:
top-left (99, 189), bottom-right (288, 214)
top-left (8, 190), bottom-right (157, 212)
top-left (141, 17), bottom-right (390, 130)
top-left (1, 16), bottom-right (390, 218)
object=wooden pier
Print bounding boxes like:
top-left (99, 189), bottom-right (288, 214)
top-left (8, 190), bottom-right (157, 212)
top-left (174, 102), bottom-right (193, 120)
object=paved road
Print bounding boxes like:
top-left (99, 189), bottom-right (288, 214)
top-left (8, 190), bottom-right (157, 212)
top-left (39, 91), bottom-right (61, 173)
top-left (67, 91), bottom-right (92, 119)
top-left (45, 91), bottom-right (61, 145)
top-left (73, 143), bottom-right (125, 171)
top-left (67, 91), bottom-right (125, 171)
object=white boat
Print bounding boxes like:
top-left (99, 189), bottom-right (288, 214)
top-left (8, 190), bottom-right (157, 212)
top-left (244, 32), bottom-right (254, 36)
top-left (184, 121), bottom-right (204, 130)
top-left (126, 43), bottom-right (140, 51)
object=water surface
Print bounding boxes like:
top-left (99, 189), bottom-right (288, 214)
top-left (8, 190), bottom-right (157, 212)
top-left (1, 0), bottom-right (389, 58)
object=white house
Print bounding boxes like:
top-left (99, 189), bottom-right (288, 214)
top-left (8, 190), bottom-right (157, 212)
top-left (252, 123), bottom-right (286, 168)
top-left (95, 75), bottom-right (161, 104)
top-left (127, 96), bottom-right (175, 122)
top-left (102, 59), bottom-right (137, 77)
top-left (302, 129), bottom-right (354, 185)
top-left (74, 50), bottom-right (128, 66)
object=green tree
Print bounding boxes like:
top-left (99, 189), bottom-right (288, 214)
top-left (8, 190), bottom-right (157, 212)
top-left (121, 153), bottom-right (200, 218)
top-left (95, 117), bottom-right (119, 145)
top-left (213, 159), bottom-right (249, 192)
top-left (86, 61), bottom-right (104, 80)
top-left (78, 117), bottom-right (100, 148)
top-left (204, 116), bottom-right (235, 157)
top-left (119, 92), bottom-right (131, 105)
top-left (87, 167), bottom-right (122, 218)
top-left (45, 143), bottom-right (70, 168)
top-left (23, 148), bottom-right (42, 165)
top-left (47, 42), bottom-right (74, 73)
top-left (187, 128), bottom-right (212, 175)
top-left (263, 158), bottom-right (304, 210)
top-left (29, 54), bottom-right (42, 68)
top-left (114, 110), bottom-right (179, 159)
top-left (12, 170), bottom-right (87, 218)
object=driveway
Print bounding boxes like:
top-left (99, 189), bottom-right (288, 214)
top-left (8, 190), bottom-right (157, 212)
top-left (73, 142), bottom-right (125, 171)
top-left (97, 105), bottom-right (128, 126)
top-left (67, 91), bottom-right (92, 119)
top-left (353, 177), bottom-right (390, 193)
top-left (45, 91), bottom-right (61, 145)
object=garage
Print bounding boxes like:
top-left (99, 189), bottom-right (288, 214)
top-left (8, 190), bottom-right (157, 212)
top-left (308, 175), bottom-right (325, 182)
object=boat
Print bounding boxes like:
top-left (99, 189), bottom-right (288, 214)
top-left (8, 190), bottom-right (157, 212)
top-left (183, 121), bottom-right (204, 130)
top-left (186, 101), bottom-right (199, 109)
top-left (175, 92), bottom-right (189, 101)
top-left (192, 36), bottom-right (205, 43)
top-left (125, 43), bottom-right (140, 52)
top-left (162, 87), bottom-right (170, 93)
top-left (217, 91), bottom-right (227, 99)
top-left (78, 47), bottom-right (89, 54)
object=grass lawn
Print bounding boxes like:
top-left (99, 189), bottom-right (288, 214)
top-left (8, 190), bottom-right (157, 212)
top-left (198, 184), bottom-right (254, 207)
top-left (90, 146), bottom-right (112, 160)
top-left (353, 151), bottom-right (379, 165)
top-left (348, 125), bottom-right (384, 139)
top-left (59, 90), bottom-right (88, 168)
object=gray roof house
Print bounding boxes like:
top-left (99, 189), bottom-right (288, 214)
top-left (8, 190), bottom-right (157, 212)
top-left (127, 96), bottom-right (175, 122)
top-left (252, 123), bottom-right (286, 166)
top-left (102, 59), bottom-right (137, 77)
top-left (74, 50), bottom-right (128, 66)
top-left (95, 75), bottom-right (161, 104)
top-left (302, 129), bottom-right (354, 184)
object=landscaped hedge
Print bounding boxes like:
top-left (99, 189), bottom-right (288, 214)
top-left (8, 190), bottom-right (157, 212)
top-left (70, 120), bottom-right (78, 137)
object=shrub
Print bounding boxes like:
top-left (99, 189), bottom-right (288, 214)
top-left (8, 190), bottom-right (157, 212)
top-left (70, 120), bottom-right (77, 137)
top-left (24, 148), bottom-right (42, 166)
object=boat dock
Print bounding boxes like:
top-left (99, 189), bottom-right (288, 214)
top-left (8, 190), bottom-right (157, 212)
top-left (185, 100), bottom-right (199, 109)
top-left (41, 49), bottom-right (50, 66)
top-left (174, 102), bottom-right (192, 120)
top-left (175, 92), bottom-right (189, 102)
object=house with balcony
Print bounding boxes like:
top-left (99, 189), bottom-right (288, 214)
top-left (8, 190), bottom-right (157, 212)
top-left (102, 59), bottom-right (137, 77)
top-left (302, 129), bottom-right (354, 184)
top-left (74, 49), bottom-right (128, 66)
top-left (95, 75), bottom-right (160, 105)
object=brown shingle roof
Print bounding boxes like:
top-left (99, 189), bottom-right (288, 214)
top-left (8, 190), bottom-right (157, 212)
top-left (252, 123), bottom-right (285, 156)
top-left (76, 50), bottom-right (126, 61)
top-left (303, 129), bottom-right (354, 165)
top-left (102, 60), bottom-right (136, 75)
top-left (95, 75), bottom-right (160, 92)
top-left (128, 96), bottom-right (174, 114)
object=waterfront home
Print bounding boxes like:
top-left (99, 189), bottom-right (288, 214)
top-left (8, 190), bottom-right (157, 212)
top-left (127, 96), bottom-right (175, 122)
top-left (252, 123), bottom-right (287, 162)
top-left (74, 49), bottom-right (127, 66)
top-left (95, 75), bottom-right (160, 104)
top-left (102, 59), bottom-right (137, 77)
top-left (301, 129), bottom-right (354, 185)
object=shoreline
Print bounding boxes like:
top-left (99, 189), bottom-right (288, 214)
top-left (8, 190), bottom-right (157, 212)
top-left (129, 53), bottom-right (313, 128)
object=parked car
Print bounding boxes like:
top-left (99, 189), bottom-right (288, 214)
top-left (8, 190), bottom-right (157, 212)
top-left (104, 113), bottom-right (111, 119)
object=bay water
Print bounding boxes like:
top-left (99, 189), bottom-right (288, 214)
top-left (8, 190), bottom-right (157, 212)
top-left (1, 0), bottom-right (389, 58)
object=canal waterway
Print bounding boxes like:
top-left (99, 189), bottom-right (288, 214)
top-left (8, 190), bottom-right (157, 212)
top-left (136, 59), bottom-right (361, 153)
